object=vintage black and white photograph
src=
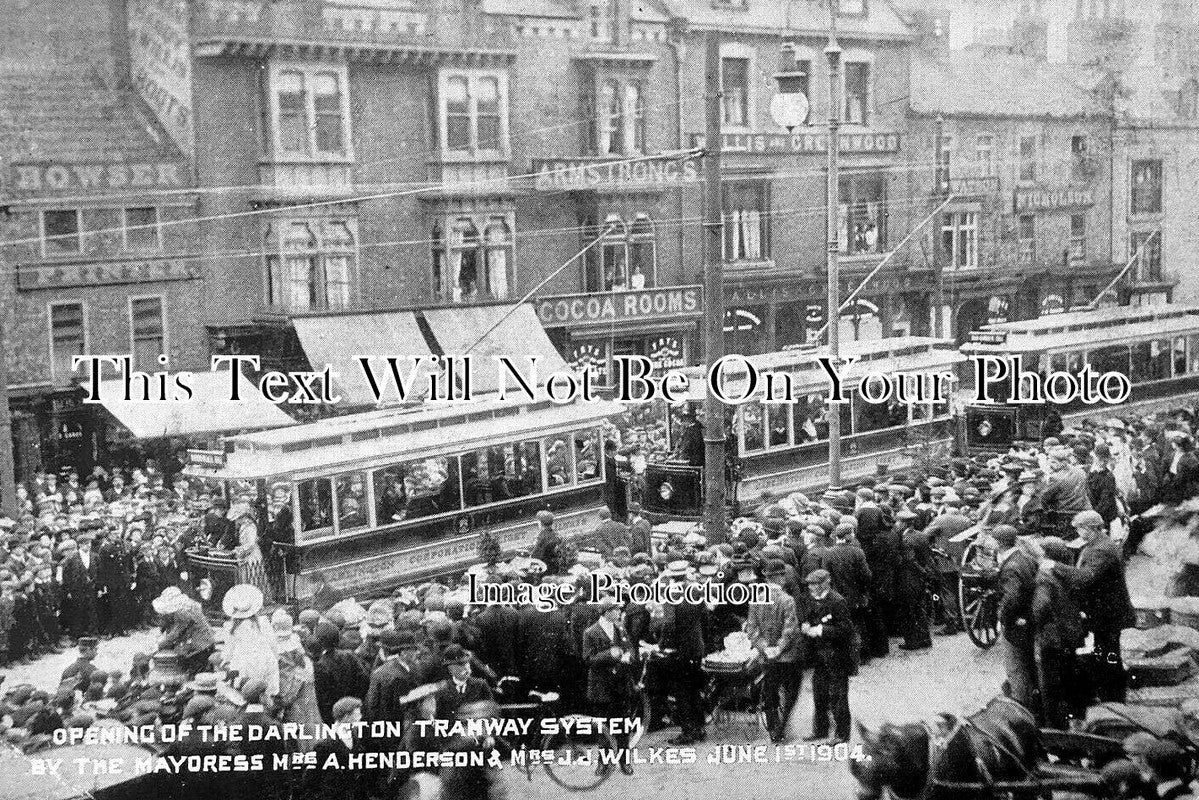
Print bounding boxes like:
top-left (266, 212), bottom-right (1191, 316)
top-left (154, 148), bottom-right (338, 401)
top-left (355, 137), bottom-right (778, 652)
top-left (2, 0), bottom-right (1199, 797)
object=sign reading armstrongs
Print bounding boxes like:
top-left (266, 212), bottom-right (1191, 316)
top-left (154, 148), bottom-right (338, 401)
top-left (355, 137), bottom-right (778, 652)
top-left (532, 156), bottom-right (701, 191)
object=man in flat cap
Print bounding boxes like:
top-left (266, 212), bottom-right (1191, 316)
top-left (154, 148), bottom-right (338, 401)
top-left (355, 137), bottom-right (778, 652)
top-left (994, 524), bottom-right (1039, 717)
top-left (801, 569), bottom-right (853, 745)
top-left (1041, 509), bottom-right (1135, 703)
top-left (748, 559), bottom-right (802, 743)
top-left (584, 594), bottom-right (636, 774)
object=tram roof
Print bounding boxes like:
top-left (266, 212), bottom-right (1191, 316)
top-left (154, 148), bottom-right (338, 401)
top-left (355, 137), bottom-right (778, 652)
top-left (186, 398), bottom-right (625, 480)
top-left (674, 337), bottom-right (965, 401)
top-left (962, 303), bottom-right (1199, 354)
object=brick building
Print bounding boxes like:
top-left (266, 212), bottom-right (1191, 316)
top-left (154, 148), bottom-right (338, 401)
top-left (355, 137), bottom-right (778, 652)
top-left (669, 0), bottom-right (927, 355)
top-left (907, 47), bottom-right (1119, 342)
top-left (0, 57), bottom-right (206, 479)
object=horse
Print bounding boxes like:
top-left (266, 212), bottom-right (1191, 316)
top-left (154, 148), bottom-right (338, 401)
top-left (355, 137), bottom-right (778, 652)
top-left (850, 696), bottom-right (1043, 800)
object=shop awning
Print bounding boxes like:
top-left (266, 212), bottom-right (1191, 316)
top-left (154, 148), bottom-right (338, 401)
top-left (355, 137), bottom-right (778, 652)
top-left (421, 304), bottom-right (569, 394)
top-left (86, 370), bottom-right (296, 439)
top-left (291, 311), bottom-right (438, 405)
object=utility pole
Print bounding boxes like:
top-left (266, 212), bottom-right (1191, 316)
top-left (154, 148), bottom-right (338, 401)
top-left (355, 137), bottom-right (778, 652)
top-left (0, 256), bottom-right (17, 517)
top-left (702, 32), bottom-right (727, 544)
top-left (825, 9), bottom-right (843, 491)
top-left (933, 114), bottom-right (947, 337)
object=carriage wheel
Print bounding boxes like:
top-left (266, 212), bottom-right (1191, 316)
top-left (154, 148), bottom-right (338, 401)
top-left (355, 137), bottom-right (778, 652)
top-left (541, 728), bottom-right (619, 791)
top-left (958, 541), bottom-right (1000, 650)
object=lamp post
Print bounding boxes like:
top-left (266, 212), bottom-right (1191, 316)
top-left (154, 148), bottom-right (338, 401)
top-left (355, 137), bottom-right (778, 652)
top-left (702, 31), bottom-right (727, 544)
top-left (824, 9), bottom-right (843, 492)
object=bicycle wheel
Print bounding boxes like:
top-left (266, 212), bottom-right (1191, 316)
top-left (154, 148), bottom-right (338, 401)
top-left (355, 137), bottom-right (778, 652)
top-left (628, 691), bottom-right (651, 748)
top-left (541, 728), bottom-right (620, 791)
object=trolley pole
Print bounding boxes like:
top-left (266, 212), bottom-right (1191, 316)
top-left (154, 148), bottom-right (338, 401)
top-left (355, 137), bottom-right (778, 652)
top-left (702, 32), bottom-right (727, 544)
top-left (824, 13), bottom-right (843, 492)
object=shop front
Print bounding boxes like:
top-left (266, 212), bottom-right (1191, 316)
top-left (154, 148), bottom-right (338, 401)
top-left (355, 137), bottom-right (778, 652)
top-left (535, 285), bottom-right (703, 388)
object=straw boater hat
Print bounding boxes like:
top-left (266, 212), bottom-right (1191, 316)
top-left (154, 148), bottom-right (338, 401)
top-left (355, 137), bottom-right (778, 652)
top-left (221, 584), bottom-right (264, 619)
top-left (152, 586), bottom-right (190, 616)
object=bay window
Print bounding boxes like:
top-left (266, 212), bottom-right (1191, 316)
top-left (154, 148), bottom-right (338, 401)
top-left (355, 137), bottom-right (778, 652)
top-left (838, 173), bottom-right (887, 255)
top-left (432, 213), bottom-right (514, 302)
top-left (439, 70), bottom-right (509, 156)
top-left (269, 64), bottom-right (351, 159)
top-left (585, 213), bottom-right (657, 291)
top-left (722, 182), bottom-right (770, 261)
top-left (1131, 159), bottom-right (1163, 215)
top-left (265, 217), bottom-right (358, 310)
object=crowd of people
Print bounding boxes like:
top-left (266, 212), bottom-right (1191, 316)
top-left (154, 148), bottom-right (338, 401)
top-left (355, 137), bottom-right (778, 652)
top-left (1, 405), bottom-right (1199, 797)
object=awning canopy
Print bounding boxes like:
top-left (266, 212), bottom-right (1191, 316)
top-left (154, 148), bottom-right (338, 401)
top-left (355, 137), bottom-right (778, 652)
top-left (421, 304), bottom-right (569, 394)
top-left (291, 311), bottom-right (438, 405)
top-left (87, 370), bottom-right (296, 440)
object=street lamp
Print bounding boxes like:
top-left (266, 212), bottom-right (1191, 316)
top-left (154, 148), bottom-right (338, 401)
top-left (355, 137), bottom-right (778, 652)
top-left (824, 13), bottom-right (843, 494)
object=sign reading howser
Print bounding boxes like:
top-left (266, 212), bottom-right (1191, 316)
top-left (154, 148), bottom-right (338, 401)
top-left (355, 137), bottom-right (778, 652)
top-left (537, 286), bottom-right (703, 327)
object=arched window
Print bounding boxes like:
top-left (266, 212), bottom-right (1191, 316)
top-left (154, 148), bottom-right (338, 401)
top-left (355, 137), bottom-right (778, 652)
top-left (280, 221), bottom-right (318, 310)
top-left (323, 221), bottom-right (354, 309)
top-left (601, 214), bottom-right (628, 290)
top-left (628, 213), bottom-right (655, 288)
top-left (484, 218), bottom-right (512, 300)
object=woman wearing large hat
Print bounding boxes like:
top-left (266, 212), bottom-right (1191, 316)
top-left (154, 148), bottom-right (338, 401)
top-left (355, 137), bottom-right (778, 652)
top-left (220, 584), bottom-right (279, 703)
top-left (154, 587), bottom-right (216, 677)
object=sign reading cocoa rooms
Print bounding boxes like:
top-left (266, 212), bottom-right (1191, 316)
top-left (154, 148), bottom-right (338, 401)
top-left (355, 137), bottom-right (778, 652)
top-left (536, 286), bottom-right (703, 327)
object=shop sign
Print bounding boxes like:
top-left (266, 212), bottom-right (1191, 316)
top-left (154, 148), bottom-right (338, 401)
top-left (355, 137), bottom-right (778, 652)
top-left (689, 131), bottom-right (901, 155)
top-left (1012, 187), bottom-right (1095, 212)
top-left (187, 449), bottom-right (227, 469)
top-left (536, 285), bottom-right (702, 327)
top-left (128, 0), bottom-right (194, 157)
top-left (1041, 294), bottom-right (1065, 315)
top-left (567, 342), bottom-right (609, 384)
top-left (647, 335), bottom-right (686, 371)
top-left (532, 156), bottom-right (701, 191)
top-left (17, 258), bottom-right (200, 290)
top-left (950, 176), bottom-right (1000, 195)
top-left (9, 161), bottom-right (188, 194)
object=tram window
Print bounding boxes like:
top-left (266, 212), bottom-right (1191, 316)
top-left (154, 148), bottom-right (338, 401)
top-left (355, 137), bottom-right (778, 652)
top-left (1174, 337), bottom-right (1188, 376)
top-left (373, 468), bottom-right (409, 523)
top-left (1067, 353), bottom-right (1084, 375)
top-left (574, 429), bottom-right (602, 481)
top-left (1131, 340), bottom-right (1170, 383)
top-left (742, 401), bottom-right (766, 452)
top-left (793, 395), bottom-right (825, 443)
top-left (461, 441), bottom-right (543, 507)
top-left (299, 477), bottom-right (333, 533)
top-left (854, 389), bottom-right (897, 434)
top-left (334, 472), bottom-right (368, 531)
top-left (913, 402), bottom-right (933, 423)
top-left (1049, 353), bottom-right (1067, 374)
top-left (767, 403), bottom-right (790, 447)
top-left (545, 435), bottom-right (574, 487)
top-left (371, 457), bottom-right (460, 521)
top-left (1088, 345), bottom-right (1130, 380)
top-left (1191, 335), bottom-right (1199, 372)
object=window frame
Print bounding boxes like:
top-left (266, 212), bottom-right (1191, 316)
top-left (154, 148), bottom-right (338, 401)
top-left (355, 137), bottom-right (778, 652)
top-left (941, 209), bottom-right (978, 271)
top-left (719, 43), bottom-right (756, 131)
top-left (267, 62), bottom-right (353, 162)
top-left (1130, 230), bottom-right (1162, 282)
top-left (1017, 213), bottom-right (1036, 267)
top-left (1130, 158), bottom-right (1164, 216)
top-left (1018, 134), bottom-right (1038, 183)
top-left (975, 134), bottom-right (994, 177)
top-left (842, 57), bottom-right (873, 126)
top-left (1069, 212), bottom-right (1087, 262)
top-left (431, 211), bottom-right (516, 303)
top-left (128, 295), bottom-right (167, 372)
top-left (122, 206), bottom-right (162, 252)
top-left (438, 69), bottom-right (511, 159)
top-left (47, 300), bottom-right (88, 383)
top-left (40, 208), bottom-right (82, 258)
top-left (838, 171), bottom-right (888, 256)
top-left (263, 216), bottom-right (360, 311)
top-left (721, 180), bottom-right (771, 262)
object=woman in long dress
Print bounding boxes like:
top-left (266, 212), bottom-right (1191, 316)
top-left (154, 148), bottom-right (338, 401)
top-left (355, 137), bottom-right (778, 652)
top-left (272, 609), bottom-right (322, 747)
top-left (220, 584), bottom-right (279, 704)
top-left (231, 507), bottom-right (272, 601)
